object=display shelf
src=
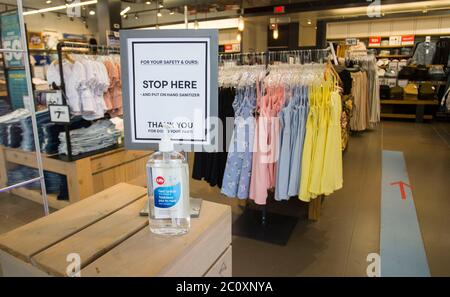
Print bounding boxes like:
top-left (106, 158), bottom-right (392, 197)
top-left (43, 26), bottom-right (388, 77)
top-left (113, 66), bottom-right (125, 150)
top-left (381, 99), bottom-right (439, 105)
top-left (10, 187), bottom-right (69, 210)
top-left (0, 145), bottom-right (151, 208)
top-left (376, 55), bottom-right (411, 59)
top-left (412, 81), bottom-right (447, 86)
top-left (367, 45), bottom-right (414, 49)
top-left (381, 113), bottom-right (433, 120)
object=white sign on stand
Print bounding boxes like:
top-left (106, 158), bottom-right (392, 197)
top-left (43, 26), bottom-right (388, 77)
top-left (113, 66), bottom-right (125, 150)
top-left (49, 105), bottom-right (70, 123)
top-left (120, 30), bottom-right (218, 151)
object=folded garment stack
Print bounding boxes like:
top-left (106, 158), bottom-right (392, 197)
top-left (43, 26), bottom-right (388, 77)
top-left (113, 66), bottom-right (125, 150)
top-left (58, 119), bottom-right (121, 156)
top-left (19, 110), bottom-right (52, 152)
top-left (0, 109), bottom-right (30, 147)
top-left (7, 165), bottom-right (69, 200)
top-left (0, 99), bottom-right (11, 116)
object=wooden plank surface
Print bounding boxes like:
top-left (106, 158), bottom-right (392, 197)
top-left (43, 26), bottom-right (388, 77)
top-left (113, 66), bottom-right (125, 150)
top-left (381, 113), bottom-right (433, 120)
top-left (0, 183), bottom-right (146, 262)
top-left (66, 158), bottom-right (94, 202)
top-left (32, 198), bottom-right (148, 276)
top-left (82, 200), bottom-right (231, 277)
top-left (0, 146), bottom-right (8, 187)
top-left (90, 149), bottom-right (151, 174)
top-left (380, 99), bottom-right (439, 105)
top-left (3, 147), bottom-right (67, 175)
top-left (10, 188), bottom-right (69, 210)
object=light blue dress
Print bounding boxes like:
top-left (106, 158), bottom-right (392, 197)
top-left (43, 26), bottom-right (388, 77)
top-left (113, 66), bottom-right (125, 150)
top-left (221, 87), bottom-right (257, 199)
top-left (274, 85), bottom-right (310, 200)
top-left (288, 86), bottom-right (309, 197)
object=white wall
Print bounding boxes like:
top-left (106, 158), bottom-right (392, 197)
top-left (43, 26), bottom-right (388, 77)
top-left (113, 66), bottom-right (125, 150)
top-left (327, 15), bottom-right (450, 39)
top-left (243, 18), bottom-right (267, 52)
top-left (23, 13), bottom-right (96, 37)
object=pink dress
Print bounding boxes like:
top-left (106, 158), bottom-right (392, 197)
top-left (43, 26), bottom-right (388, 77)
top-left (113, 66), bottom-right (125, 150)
top-left (249, 84), bottom-right (285, 205)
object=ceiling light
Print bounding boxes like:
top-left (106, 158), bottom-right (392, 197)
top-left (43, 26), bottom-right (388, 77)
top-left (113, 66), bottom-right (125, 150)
top-left (159, 4), bottom-right (164, 8)
top-left (194, 20), bottom-right (199, 29)
top-left (120, 6), bottom-right (131, 16)
top-left (135, 14), bottom-right (139, 20)
top-left (238, 15), bottom-right (244, 31)
top-left (23, 0), bottom-right (97, 15)
top-left (46, 0), bottom-right (52, 4)
top-left (422, 7), bottom-right (428, 13)
top-left (307, 19), bottom-right (312, 25)
top-left (123, 14), bottom-right (128, 19)
top-left (169, 10), bottom-right (175, 15)
top-left (89, 9), bottom-right (95, 15)
top-left (145, 1), bottom-right (151, 4)
top-left (273, 28), bottom-right (279, 40)
top-left (155, 24), bottom-right (160, 29)
top-left (157, 11), bottom-right (162, 17)
top-left (237, 32), bottom-right (241, 42)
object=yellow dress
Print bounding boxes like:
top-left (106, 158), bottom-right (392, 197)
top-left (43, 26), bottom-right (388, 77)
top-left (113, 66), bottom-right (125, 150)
top-left (321, 87), bottom-right (343, 195)
top-left (299, 84), bottom-right (316, 202)
top-left (309, 81), bottom-right (332, 197)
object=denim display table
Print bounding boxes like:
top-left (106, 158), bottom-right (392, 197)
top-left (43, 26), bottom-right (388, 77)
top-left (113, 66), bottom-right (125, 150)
top-left (0, 183), bottom-right (232, 277)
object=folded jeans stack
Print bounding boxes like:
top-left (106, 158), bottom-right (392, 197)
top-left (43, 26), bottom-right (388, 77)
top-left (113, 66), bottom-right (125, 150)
top-left (0, 109), bottom-right (30, 147)
top-left (0, 99), bottom-right (11, 116)
top-left (58, 119), bottom-right (121, 156)
top-left (7, 165), bottom-right (69, 200)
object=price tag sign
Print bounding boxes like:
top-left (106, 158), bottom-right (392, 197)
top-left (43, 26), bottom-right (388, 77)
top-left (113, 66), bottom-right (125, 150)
top-left (345, 38), bottom-right (358, 46)
top-left (46, 91), bottom-right (63, 106)
top-left (49, 104), bottom-right (70, 123)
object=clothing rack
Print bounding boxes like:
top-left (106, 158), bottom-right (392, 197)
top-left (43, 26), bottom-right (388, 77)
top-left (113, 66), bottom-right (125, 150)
top-left (55, 41), bottom-right (120, 162)
top-left (219, 47), bottom-right (331, 67)
top-left (219, 48), bottom-right (332, 224)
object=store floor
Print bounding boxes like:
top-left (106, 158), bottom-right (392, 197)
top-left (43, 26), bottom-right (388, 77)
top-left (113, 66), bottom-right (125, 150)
top-left (189, 121), bottom-right (450, 276)
top-left (0, 121), bottom-right (449, 276)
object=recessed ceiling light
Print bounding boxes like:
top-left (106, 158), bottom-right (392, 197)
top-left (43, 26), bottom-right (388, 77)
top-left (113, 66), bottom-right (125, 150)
top-left (145, 1), bottom-right (151, 4)
top-left (89, 9), bottom-right (95, 15)
top-left (120, 6), bottom-right (131, 16)
top-left (307, 19), bottom-right (312, 25)
top-left (159, 4), bottom-right (164, 8)
top-left (46, 0), bottom-right (52, 4)
top-left (135, 14), bottom-right (139, 19)
top-left (169, 10), bottom-right (174, 15)
top-left (157, 11), bottom-right (162, 17)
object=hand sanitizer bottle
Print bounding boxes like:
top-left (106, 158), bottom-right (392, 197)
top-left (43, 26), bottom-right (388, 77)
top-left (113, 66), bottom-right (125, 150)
top-left (147, 127), bottom-right (190, 235)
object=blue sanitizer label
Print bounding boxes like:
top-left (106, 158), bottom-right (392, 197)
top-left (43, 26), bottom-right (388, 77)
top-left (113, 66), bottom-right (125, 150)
top-left (152, 168), bottom-right (184, 219)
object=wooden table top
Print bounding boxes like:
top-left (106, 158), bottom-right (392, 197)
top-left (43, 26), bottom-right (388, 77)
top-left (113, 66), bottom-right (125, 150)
top-left (0, 183), bottom-right (231, 276)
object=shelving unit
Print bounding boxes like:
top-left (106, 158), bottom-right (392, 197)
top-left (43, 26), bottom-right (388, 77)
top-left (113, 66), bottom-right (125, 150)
top-left (376, 55), bottom-right (411, 59)
top-left (367, 45), bottom-right (414, 49)
top-left (0, 145), bottom-right (151, 209)
top-left (380, 99), bottom-right (439, 122)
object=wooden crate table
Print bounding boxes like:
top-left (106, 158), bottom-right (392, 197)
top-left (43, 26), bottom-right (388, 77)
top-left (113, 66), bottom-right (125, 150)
top-left (0, 183), bottom-right (232, 277)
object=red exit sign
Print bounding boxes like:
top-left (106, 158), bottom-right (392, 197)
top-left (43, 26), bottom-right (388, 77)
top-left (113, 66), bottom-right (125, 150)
top-left (274, 6), bottom-right (285, 13)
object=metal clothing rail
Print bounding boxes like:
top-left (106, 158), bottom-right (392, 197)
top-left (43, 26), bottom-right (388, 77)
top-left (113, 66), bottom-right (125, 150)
top-left (219, 47), bottom-right (331, 66)
top-left (56, 41), bottom-right (120, 161)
